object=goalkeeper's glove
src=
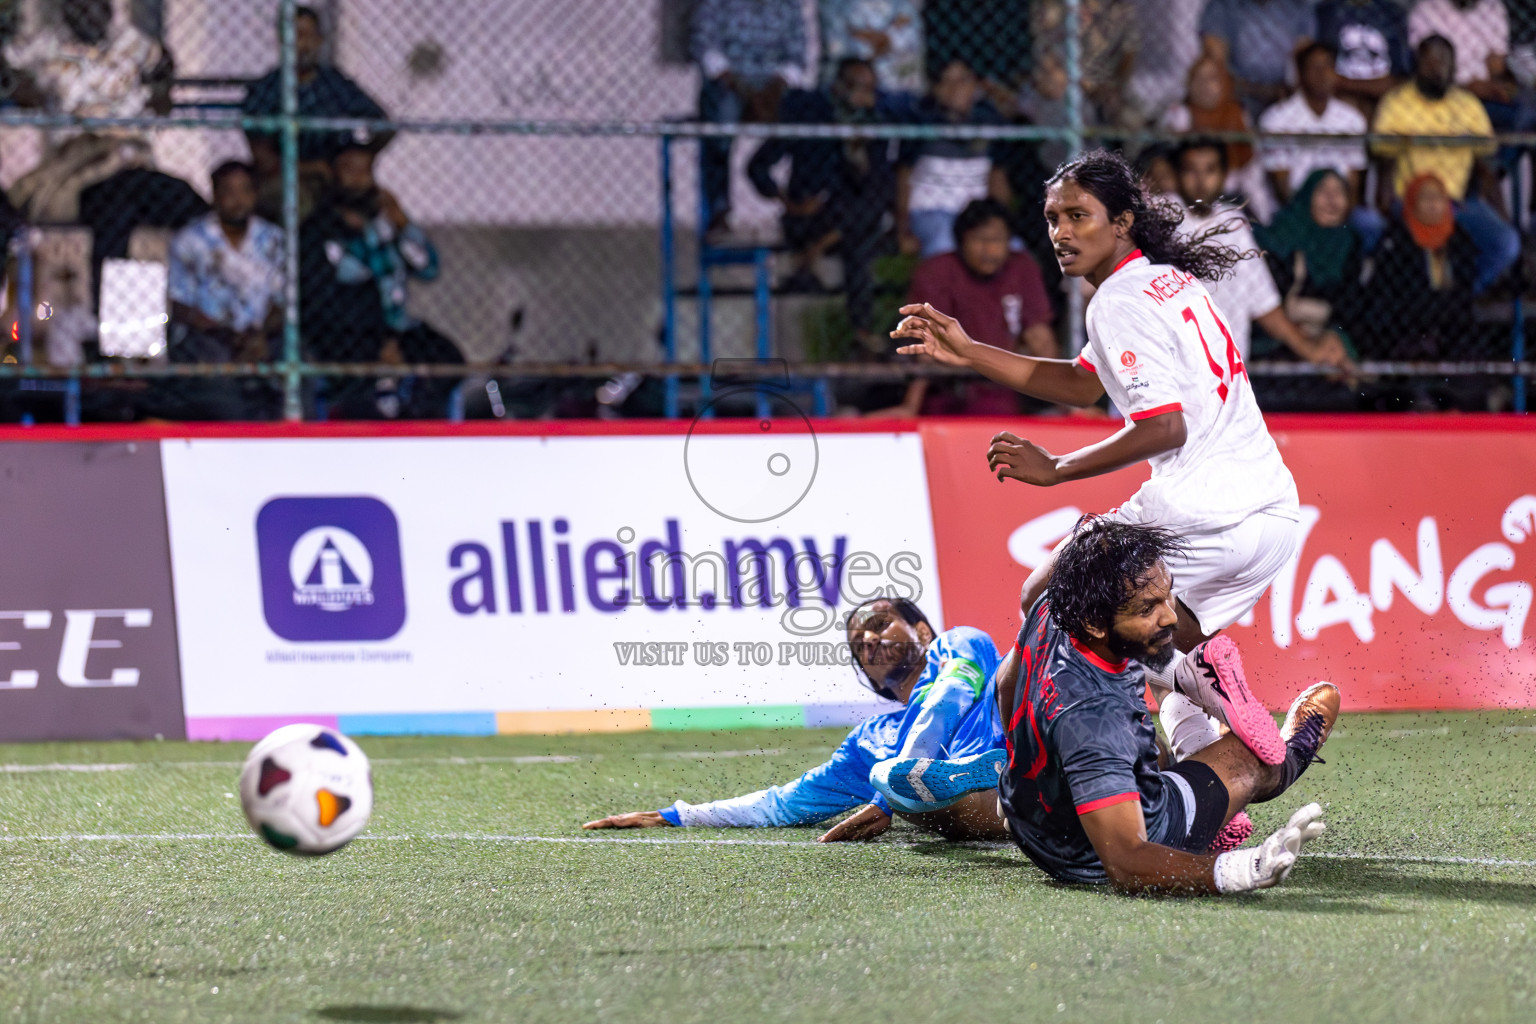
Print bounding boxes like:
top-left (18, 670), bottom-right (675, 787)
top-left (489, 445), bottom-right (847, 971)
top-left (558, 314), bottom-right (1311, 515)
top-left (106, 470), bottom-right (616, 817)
top-left (1213, 802), bottom-right (1326, 894)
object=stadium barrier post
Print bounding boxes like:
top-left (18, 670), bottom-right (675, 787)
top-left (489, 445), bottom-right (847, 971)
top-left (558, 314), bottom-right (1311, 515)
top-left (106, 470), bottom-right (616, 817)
top-left (660, 133), bottom-right (679, 419)
top-left (1064, 0), bottom-right (1086, 357)
top-left (1513, 169), bottom-right (1528, 414)
top-left (15, 228), bottom-right (33, 367)
top-left (279, 0), bottom-right (302, 422)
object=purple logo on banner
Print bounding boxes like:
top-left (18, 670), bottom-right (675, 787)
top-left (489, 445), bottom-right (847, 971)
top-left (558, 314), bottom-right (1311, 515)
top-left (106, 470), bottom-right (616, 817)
top-left (257, 497), bottom-right (406, 642)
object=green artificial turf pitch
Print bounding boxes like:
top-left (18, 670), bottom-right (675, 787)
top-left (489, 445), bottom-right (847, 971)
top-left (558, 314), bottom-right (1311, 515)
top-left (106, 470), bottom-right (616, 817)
top-left (3, 713), bottom-right (1536, 1023)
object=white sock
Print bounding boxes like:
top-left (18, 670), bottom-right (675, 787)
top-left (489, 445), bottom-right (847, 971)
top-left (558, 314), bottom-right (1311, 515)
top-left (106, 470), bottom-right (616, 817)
top-left (1159, 692), bottom-right (1222, 761)
top-left (1142, 659), bottom-right (1178, 692)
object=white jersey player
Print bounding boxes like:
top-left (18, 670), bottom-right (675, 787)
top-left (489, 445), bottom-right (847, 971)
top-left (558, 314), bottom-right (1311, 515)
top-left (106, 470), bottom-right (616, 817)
top-left (891, 148), bottom-right (1306, 767)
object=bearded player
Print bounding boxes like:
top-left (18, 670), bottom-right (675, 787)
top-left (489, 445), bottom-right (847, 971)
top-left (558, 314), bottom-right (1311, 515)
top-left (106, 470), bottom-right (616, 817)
top-left (891, 148), bottom-right (1302, 773)
top-left (873, 516), bottom-right (1339, 895)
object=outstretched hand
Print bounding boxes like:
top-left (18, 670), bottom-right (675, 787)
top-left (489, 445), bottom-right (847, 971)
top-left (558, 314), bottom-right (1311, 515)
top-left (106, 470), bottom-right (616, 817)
top-left (987, 431), bottom-right (1062, 486)
top-left (817, 804), bottom-right (892, 843)
top-left (582, 810), bottom-right (672, 830)
top-left (890, 303), bottom-right (978, 367)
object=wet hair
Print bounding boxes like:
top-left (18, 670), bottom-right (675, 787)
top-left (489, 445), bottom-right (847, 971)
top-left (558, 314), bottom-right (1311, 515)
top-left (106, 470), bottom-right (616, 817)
top-left (210, 160), bottom-right (255, 191)
top-left (1046, 148), bottom-right (1250, 280)
top-left (1176, 135), bottom-right (1229, 176)
top-left (953, 197), bottom-right (1012, 245)
top-left (1046, 515), bottom-right (1186, 644)
top-left (846, 597), bottom-right (932, 700)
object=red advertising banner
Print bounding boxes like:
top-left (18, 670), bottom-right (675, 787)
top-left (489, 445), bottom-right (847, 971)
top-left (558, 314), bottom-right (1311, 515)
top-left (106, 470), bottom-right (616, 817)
top-left (919, 416), bottom-right (1536, 712)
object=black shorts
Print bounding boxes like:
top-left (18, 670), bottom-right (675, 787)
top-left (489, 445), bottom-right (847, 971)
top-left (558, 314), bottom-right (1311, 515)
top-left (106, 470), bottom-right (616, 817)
top-left (1158, 760), bottom-right (1230, 853)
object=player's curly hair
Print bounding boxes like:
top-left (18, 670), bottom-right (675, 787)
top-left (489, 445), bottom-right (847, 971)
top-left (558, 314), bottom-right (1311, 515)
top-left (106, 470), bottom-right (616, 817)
top-left (1047, 515), bottom-right (1187, 644)
top-left (1047, 148), bottom-right (1251, 281)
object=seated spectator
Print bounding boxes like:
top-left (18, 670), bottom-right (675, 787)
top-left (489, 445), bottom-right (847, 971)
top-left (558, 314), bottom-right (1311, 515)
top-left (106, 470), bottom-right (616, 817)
top-left (1172, 139), bottom-right (1353, 373)
top-left (1016, 52), bottom-right (1102, 178)
top-left (4, 0), bottom-right (171, 222)
top-left (243, 5), bottom-right (390, 225)
top-left (1363, 172), bottom-right (1478, 359)
top-left (1314, 0), bottom-right (1412, 112)
top-left (691, 0), bottom-right (808, 236)
top-left (1408, 0), bottom-right (1519, 110)
top-left (1258, 43), bottom-right (1369, 205)
top-left (1160, 56), bottom-right (1274, 222)
top-left (817, 0), bottom-right (924, 98)
top-left (896, 60), bottom-right (1011, 259)
top-left (874, 198), bottom-right (1055, 417)
top-left (169, 161), bottom-right (283, 362)
top-left (1128, 0), bottom-right (1205, 123)
top-left (162, 161), bottom-right (284, 419)
top-left (1371, 34), bottom-right (1519, 293)
top-left (746, 58), bottom-right (893, 351)
top-left (1199, 0), bottom-right (1316, 117)
top-left (1030, 0), bottom-right (1141, 129)
top-left (1253, 169), bottom-right (1365, 359)
top-left (1136, 143), bottom-right (1180, 197)
top-left (299, 145), bottom-right (463, 419)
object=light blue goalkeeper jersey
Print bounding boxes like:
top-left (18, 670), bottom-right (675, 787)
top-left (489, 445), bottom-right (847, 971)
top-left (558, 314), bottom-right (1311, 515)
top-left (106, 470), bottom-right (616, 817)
top-left (657, 627), bottom-right (1003, 827)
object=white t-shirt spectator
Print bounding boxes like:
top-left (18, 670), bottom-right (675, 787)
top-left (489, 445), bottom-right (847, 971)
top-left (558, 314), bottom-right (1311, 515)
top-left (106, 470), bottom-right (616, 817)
top-left (1257, 92), bottom-right (1369, 193)
top-left (1408, 0), bottom-right (1509, 85)
top-left (1176, 205), bottom-right (1282, 362)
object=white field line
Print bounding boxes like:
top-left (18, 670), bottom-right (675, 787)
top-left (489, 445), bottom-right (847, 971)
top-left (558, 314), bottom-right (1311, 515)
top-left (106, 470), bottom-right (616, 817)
top-left (0, 749), bottom-right (794, 774)
top-left (1, 831), bottom-right (1535, 867)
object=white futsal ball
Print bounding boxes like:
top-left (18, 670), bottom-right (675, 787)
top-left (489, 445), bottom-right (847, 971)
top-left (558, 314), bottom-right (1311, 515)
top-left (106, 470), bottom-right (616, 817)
top-left (238, 724), bottom-right (374, 855)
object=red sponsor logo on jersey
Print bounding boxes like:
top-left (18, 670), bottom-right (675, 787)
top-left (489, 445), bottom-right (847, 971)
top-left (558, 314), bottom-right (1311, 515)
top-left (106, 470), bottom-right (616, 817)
top-left (1120, 351), bottom-right (1137, 368)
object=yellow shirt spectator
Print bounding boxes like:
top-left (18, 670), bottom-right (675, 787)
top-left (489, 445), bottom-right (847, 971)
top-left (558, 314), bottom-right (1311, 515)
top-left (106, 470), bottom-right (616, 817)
top-left (1371, 81), bottom-right (1496, 200)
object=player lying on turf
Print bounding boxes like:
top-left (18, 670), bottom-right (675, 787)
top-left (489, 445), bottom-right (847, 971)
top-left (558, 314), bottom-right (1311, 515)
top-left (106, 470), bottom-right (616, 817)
top-left (870, 516), bottom-right (1339, 895)
top-left (582, 597), bottom-right (1010, 843)
top-left (891, 148), bottom-right (1305, 774)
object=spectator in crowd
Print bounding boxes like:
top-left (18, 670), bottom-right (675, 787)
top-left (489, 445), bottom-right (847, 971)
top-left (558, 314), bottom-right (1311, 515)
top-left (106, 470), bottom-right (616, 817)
top-left (1253, 169), bottom-right (1365, 360)
top-left (1365, 172), bottom-right (1478, 360)
top-left (691, 0), bottom-right (808, 236)
top-left (1172, 139), bottom-right (1354, 373)
top-left (169, 161), bottom-right (283, 362)
top-left (164, 161), bottom-right (284, 419)
top-left (1371, 34), bottom-right (1519, 293)
top-left (1016, 52), bottom-right (1095, 173)
top-left (1136, 143), bottom-right (1180, 197)
top-left (300, 145), bottom-right (462, 419)
top-left (1408, 0), bottom-right (1518, 106)
top-left (1129, 0), bottom-right (1205, 122)
top-left (1160, 56), bottom-right (1274, 222)
top-left (3, 0), bottom-right (172, 222)
top-left (1258, 43), bottom-right (1369, 205)
top-left (747, 58), bottom-right (893, 351)
top-left (1030, 0), bottom-right (1141, 129)
top-left (896, 60), bottom-right (1011, 258)
top-left (922, 0), bottom-right (1030, 89)
top-left (874, 198), bottom-right (1056, 417)
top-left (818, 0), bottom-right (924, 98)
top-left (244, 5), bottom-right (390, 225)
top-left (1314, 0), bottom-right (1413, 112)
top-left (1199, 0), bottom-right (1316, 116)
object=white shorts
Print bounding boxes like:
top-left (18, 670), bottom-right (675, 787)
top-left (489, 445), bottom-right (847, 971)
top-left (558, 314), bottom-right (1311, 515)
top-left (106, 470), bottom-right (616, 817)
top-left (1108, 507), bottom-right (1301, 636)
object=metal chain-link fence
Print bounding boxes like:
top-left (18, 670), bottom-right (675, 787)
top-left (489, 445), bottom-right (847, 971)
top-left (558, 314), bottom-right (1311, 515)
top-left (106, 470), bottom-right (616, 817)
top-left (0, 0), bottom-right (1529, 422)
